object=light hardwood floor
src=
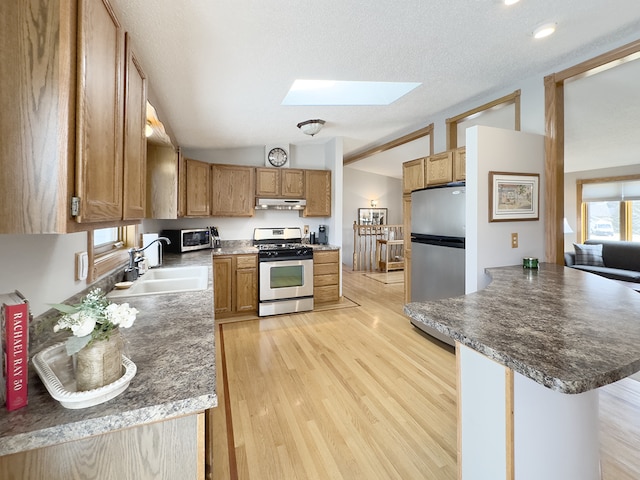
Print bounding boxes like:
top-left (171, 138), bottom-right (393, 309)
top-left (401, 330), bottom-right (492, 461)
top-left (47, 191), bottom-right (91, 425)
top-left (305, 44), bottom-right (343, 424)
top-left (209, 266), bottom-right (640, 479)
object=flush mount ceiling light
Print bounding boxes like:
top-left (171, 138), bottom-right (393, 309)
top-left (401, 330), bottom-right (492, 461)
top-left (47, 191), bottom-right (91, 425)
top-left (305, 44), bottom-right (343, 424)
top-left (297, 119), bottom-right (325, 136)
top-left (504, 0), bottom-right (520, 5)
top-left (533, 23), bottom-right (557, 39)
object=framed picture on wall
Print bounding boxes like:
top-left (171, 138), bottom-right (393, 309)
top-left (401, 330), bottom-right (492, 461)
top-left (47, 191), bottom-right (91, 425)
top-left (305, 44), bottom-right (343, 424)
top-left (358, 208), bottom-right (387, 225)
top-left (489, 172), bottom-right (539, 222)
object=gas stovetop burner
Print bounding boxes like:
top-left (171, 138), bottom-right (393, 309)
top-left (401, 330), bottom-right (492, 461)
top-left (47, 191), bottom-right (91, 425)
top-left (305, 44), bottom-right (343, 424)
top-left (256, 242), bottom-right (306, 251)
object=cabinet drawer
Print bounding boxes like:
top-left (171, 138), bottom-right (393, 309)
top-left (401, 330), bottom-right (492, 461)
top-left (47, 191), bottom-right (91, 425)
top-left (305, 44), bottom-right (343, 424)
top-left (314, 250), bottom-right (339, 264)
top-left (314, 285), bottom-right (340, 304)
top-left (314, 263), bottom-right (338, 276)
top-left (236, 255), bottom-right (257, 269)
top-left (314, 273), bottom-right (339, 287)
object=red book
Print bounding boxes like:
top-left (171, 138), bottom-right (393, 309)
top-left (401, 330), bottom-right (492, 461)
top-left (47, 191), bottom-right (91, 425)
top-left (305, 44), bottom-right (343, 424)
top-left (1, 291), bottom-right (29, 411)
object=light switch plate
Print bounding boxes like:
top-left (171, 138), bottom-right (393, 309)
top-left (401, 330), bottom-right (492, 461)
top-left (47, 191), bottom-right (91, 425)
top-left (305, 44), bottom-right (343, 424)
top-left (76, 252), bottom-right (88, 280)
top-left (511, 233), bottom-right (518, 248)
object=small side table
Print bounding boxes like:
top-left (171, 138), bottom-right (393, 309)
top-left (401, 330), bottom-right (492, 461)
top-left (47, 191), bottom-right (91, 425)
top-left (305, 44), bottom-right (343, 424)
top-left (376, 239), bottom-right (404, 272)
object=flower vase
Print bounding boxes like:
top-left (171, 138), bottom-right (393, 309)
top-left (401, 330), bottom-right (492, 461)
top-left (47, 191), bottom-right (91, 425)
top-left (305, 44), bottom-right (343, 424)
top-left (75, 330), bottom-right (124, 391)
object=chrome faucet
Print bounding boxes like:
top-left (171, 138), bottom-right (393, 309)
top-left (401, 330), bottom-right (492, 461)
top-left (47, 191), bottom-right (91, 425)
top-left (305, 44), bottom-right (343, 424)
top-left (124, 237), bottom-right (171, 282)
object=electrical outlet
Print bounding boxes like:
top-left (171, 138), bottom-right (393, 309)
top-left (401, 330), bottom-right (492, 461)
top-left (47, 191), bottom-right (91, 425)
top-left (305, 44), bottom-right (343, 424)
top-left (511, 232), bottom-right (518, 248)
top-left (303, 225), bottom-right (309, 235)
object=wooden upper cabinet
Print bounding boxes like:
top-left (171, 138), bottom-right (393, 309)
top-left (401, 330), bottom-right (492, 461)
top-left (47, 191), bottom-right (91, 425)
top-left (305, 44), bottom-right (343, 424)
top-left (281, 169), bottom-right (305, 197)
top-left (255, 168), bottom-right (304, 198)
top-left (211, 164), bottom-right (255, 217)
top-left (425, 151), bottom-right (453, 186)
top-left (0, 1), bottom-right (73, 233)
top-left (184, 158), bottom-right (211, 217)
top-left (255, 168), bottom-right (279, 197)
top-left (402, 158), bottom-right (425, 193)
top-left (75, 0), bottom-right (125, 223)
top-left (454, 147), bottom-right (466, 181)
top-left (303, 169), bottom-right (331, 217)
top-left (122, 34), bottom-right (147, 220)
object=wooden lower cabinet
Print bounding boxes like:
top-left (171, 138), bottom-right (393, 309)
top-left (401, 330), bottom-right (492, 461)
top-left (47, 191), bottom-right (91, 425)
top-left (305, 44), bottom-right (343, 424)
top-left (0, 413), bottom-right (205, 480)
top-left (313, 250), bottom-right (340, 304)
top-left (213, 254), bottom-right (258, 317)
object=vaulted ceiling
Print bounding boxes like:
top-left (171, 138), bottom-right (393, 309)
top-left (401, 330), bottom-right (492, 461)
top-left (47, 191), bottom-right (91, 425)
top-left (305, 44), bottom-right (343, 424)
top-left (110, 0), bottom-right (640, 165)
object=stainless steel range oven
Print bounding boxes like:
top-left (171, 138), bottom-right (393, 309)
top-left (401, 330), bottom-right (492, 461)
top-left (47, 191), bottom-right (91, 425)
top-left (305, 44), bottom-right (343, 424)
top-left (254, 227), bottom-right (314, 316)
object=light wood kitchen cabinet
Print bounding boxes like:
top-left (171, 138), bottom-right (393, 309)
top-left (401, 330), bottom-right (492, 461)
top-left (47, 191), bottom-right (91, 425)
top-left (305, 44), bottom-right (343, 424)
top-left (454, 146), bottom-right (466, 181)
top-left (75, 0), bottom-right (125, 223)
top-left (303, 170), bottom-right (331, 217)
top-left (402, 158), bottom-right (425, 193)
top-left (146, 144), bottom-right (178, 219)
top-left (214, 254), bottom-right (258, 317)
top-left (255, 168), bottom-right (305, 198)
top-left (0, 414), bottom-right (204, 480)
top-left (184, 158), bottom-right (211, 217)
top-left (211, 164), bottom-right (255, 217)
top-left (313, 250), bottom-right (340, 304)
top-left (122, 35), bottom-right (147, 220)
top-left (425, 151), bottom-right (454, 186)
top-left (0, 0), bottom-right (147, 232)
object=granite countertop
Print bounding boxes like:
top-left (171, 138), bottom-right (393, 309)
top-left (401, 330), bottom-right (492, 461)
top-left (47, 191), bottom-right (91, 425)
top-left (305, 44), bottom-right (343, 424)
top-left (404, 263), bottom-right (640, 394)
top-left (0, 251), bottom-right (217, 456)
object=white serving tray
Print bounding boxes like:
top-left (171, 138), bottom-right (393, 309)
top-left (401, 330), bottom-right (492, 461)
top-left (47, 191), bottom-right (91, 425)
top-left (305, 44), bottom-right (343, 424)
top-left (33, 342), bottom-right (136, 409)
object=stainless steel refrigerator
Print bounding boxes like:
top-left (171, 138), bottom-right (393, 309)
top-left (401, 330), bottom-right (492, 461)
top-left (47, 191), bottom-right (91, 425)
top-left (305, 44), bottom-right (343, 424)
top-left (410, 183), bottom-right (465, 346)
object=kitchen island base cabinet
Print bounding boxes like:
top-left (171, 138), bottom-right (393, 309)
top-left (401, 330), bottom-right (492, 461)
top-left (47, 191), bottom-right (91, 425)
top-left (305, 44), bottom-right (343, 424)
top-left (0, 413), bottom-right (205, 480)
top-left (457, 344), bottom-right (600, 480)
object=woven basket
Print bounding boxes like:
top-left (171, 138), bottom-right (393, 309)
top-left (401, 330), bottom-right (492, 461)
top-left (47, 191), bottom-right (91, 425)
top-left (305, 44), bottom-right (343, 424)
top-left (75, 330), bottom-right (124, 392)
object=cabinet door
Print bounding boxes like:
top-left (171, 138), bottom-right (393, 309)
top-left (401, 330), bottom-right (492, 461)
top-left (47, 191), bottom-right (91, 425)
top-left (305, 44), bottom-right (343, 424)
top-left (303, 170), bottom-right (331, 217)
top-left (281, 169), bottom-right (305, 197)
top-left (211, 165), bottom-right (255, 216)
top-left (402, 158), bottom-right (425, 193)
top-left (454, 147), bottom-right (466, 181)
top-left (185, 159), bottom-right (211, 217)
top-left (75, 0), bottom-right (125, 223)
top-left (235, 267), bottom-right (257, 312)
top-left (425, 151), bottom-right (453, 186)
top-left (122, 34), bottom-right (147, 220)
top-left (213, 257), bottom-right (233, 315)
top-left (255, 168), bottom-right (279, 197)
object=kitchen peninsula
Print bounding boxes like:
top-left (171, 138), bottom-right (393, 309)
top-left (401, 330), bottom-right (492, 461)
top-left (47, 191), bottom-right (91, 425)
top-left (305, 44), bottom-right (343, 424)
top-left (404, 263), bottom-right (640, 480)
top-left (0, 251), bottom-right (217, 479)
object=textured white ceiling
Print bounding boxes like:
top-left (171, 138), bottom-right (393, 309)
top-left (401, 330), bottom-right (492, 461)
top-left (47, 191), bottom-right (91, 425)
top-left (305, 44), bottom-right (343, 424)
top-left (110, 0), bottom-right (640, 165)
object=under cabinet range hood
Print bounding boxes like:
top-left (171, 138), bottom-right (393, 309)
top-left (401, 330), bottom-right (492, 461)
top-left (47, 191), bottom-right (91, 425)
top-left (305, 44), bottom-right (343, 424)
top-left (255, 198), bottom-right (306, 210)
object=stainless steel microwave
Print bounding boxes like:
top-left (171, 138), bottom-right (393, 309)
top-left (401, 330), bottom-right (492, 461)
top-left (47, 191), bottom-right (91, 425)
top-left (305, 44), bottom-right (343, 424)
top-left (161, 229), bottom-right (211, 253)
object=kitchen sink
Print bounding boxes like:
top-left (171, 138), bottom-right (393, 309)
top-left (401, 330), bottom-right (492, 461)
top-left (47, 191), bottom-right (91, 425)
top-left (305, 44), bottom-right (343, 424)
top-left (107, 266), bottom-right (208, 298)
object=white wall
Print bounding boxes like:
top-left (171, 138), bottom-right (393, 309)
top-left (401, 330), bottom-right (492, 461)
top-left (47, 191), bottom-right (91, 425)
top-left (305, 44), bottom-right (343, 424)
top-left (466, 126), bottom-right (546, 293)
top-left (342, 167), bottom-right (403, 268)
top-left (0, 233), bottom-right (88, 316)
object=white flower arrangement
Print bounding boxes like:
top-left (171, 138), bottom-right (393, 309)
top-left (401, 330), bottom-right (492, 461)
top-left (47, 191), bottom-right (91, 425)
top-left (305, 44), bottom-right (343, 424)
top-left (52, 288), bottom-right (138, 355)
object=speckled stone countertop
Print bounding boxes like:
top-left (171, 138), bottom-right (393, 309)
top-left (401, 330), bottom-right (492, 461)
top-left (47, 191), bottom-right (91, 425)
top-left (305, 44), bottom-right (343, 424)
top-left (404, 263), bottom-right (640, 394)
top-left (0, 251), bottom-right (217, 456)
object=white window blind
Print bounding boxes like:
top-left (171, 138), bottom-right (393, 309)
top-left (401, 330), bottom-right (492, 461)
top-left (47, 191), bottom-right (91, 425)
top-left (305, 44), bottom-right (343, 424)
top-left (582, 180), bottom-right (640, 201)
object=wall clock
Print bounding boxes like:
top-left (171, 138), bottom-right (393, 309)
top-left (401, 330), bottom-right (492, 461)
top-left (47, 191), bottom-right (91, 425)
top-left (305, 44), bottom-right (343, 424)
top-left (265, 146), bottom-right (289, 168)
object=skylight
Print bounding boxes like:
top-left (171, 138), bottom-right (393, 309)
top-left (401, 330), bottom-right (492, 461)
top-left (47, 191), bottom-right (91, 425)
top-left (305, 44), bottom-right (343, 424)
top-left (282, 80), bottom-right (421, 106)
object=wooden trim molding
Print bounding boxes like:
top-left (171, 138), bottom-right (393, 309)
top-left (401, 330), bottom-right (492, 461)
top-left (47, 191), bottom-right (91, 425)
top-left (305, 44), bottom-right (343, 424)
top-left (545, 39), bottom-right (640, 264)
top-left (445, 90), bottom-right (521, 150)
top-left (505, 369), bottom-right (515, 480)
top-left (343, 124), bottom-right (434, 165)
